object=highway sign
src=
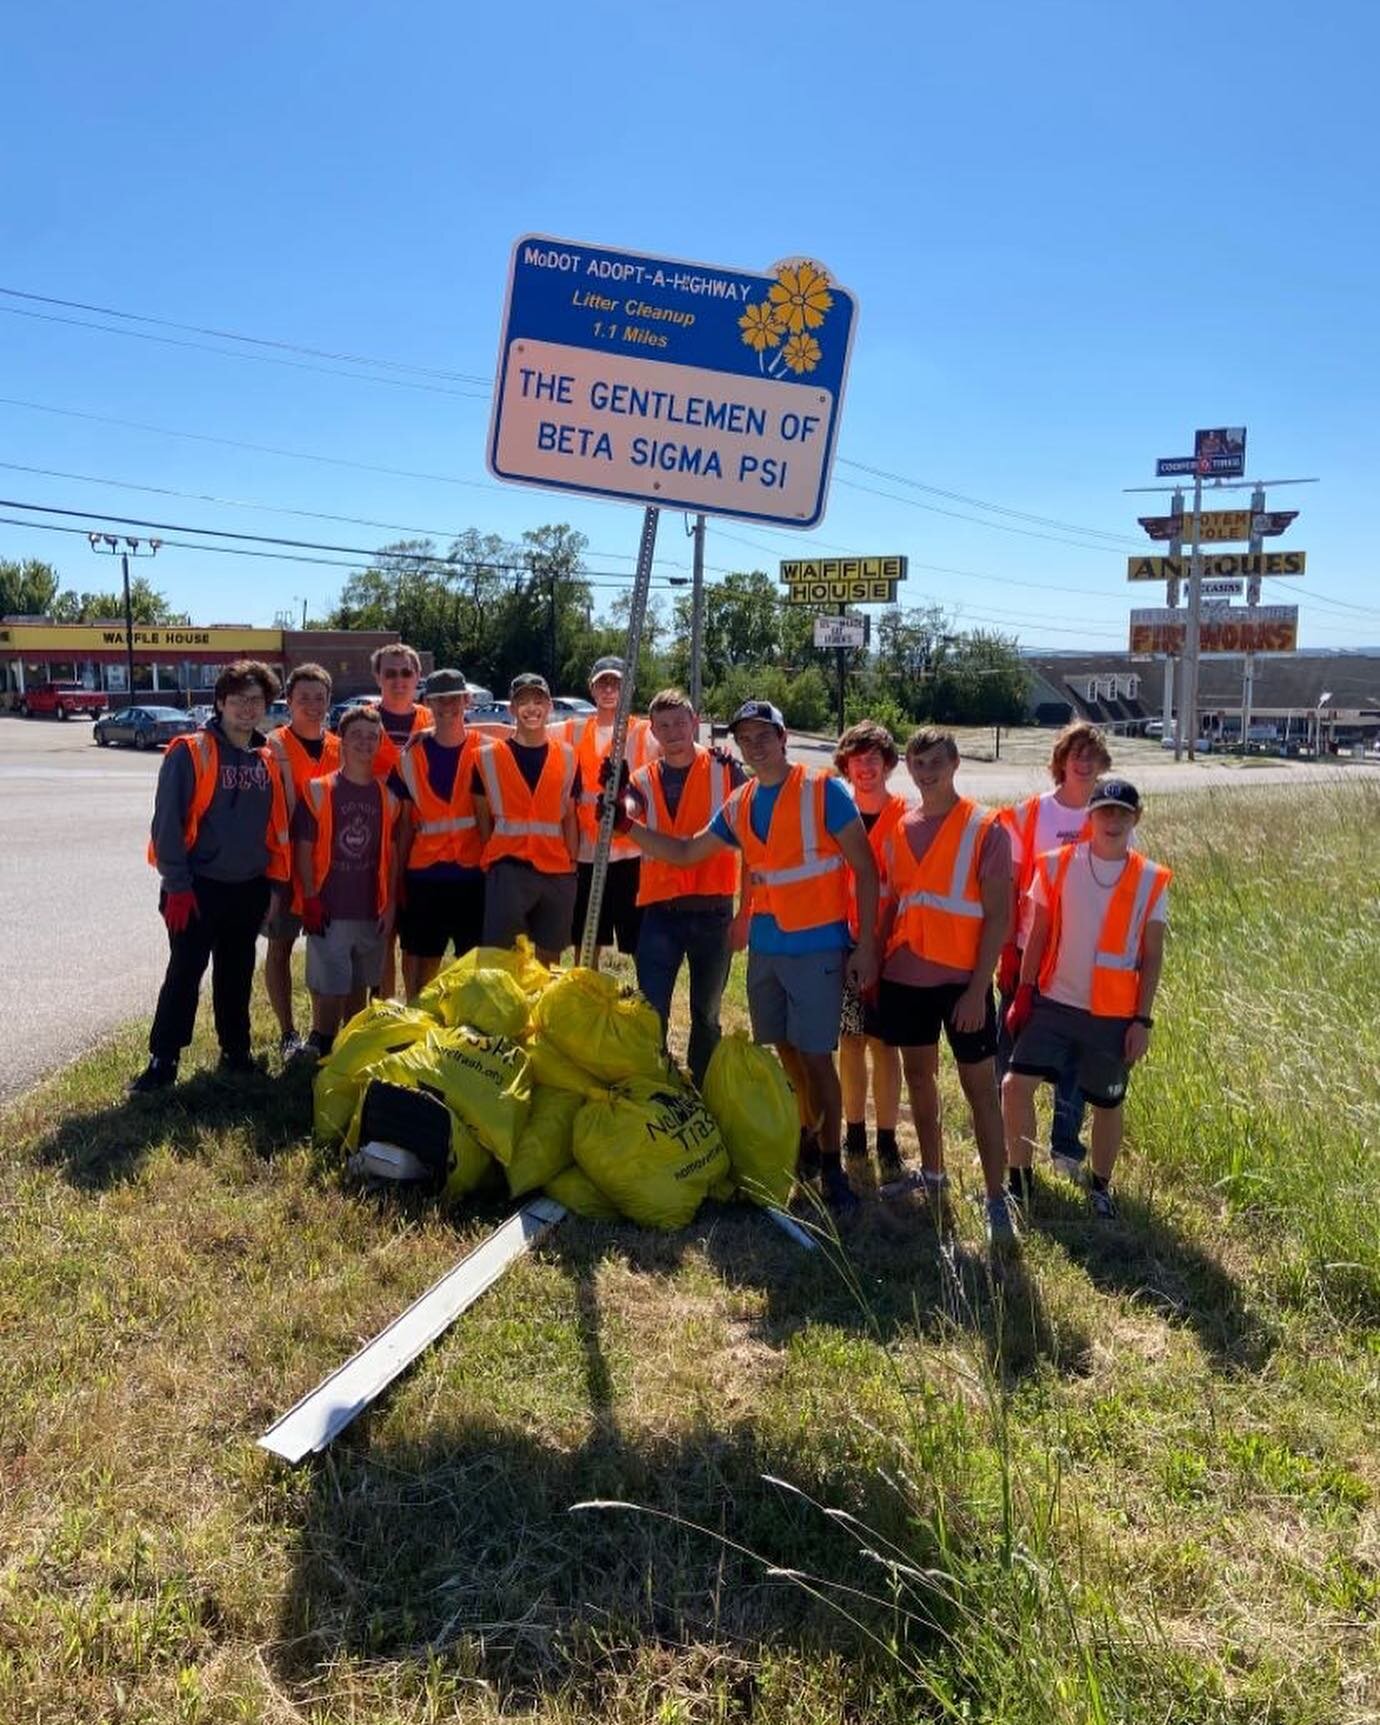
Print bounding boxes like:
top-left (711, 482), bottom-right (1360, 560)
top-left (814, 616), bottom-right (866, 648)
top-left (489, 236), bottom-right (857, 529)
top-left (1126, 550), bottom-right (1306, 581)
top-left (1138, 509), bottom-right (1253, 542)
top-left (1129, 604), bottom-right (1298, 655)
top-left (781, 554), bottom-right (905, 604)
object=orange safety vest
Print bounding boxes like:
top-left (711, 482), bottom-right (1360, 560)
top-left (397, 730), bottom-right (486, 871)
top-left (373, 704), bottom-right (433, 779)
top-left (1037, 844), bottom-right (1171, 1018)
top-left (477, 737), bottom-right (578, 875)
top-left (882, 797), bottom-right (997, 973)
top-left (848, 792), bottom-right (906, 940)
top-left (146, 730), bottom-right (290, 883)
top-left (631, 749), bottom-right (740, 906)
top-left (302, 772), bottom-right (398, 917)
top-left (724, 764), bottom-right (850, 933)
top-left (1000, 793), bottom-right (1092, 906)
top-left (265, 725), bottom-right (341, 821)
top-left (560, 713), bottom-right (656, 861)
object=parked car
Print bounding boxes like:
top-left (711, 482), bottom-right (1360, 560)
top-left (466, 699), bottom-right (513, 739)
top-left (94, 706), bottom-right (198, 750)
top-left (184, 704), bottom-right (214, 728)
top-left (20, 682), bottom-right (107, 720)
top-left (553, 696), bottom-right (595, 716)
top-left (265, 699), bottom-right (289, 726)
top-left (328, 694), bottom-right (379, 730)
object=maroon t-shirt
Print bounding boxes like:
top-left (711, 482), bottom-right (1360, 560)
top-left (291, 777), bottom-right (384, 920)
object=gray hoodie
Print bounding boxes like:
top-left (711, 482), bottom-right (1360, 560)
top-left (150, 716), bottom-right (278, 893)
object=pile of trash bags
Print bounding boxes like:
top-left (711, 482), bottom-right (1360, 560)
top-left (312, 942), bottom-right (799, 1229)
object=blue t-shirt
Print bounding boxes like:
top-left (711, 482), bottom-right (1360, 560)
top-left (710, 774), bottom-right (859, 954)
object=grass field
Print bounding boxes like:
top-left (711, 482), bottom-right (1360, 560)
top-left (2, 781), bottom-right (1378, 1724)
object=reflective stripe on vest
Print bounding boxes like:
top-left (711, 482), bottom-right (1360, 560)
top-left (1037, 845), bottom-right (1171, 1017)
top-left (373, 705), bottom-right (432, 779)
top-left (478, 739), bottom-right (577, 872)
top-left (305, 773), bottom-right (395, 914)
top-left (147, 731), bottom-right (288, 883)
top-left (849, 793), bottom-right (906, 937)
top-left (267, 726), bottom-right (340, 821)
top-left (726, 765), bottom-right (849, 932)
top-left (633, 750), bottom-right (739, 905)
top-left (568, 713), bottom-right (653, 861)
top-left (883, 798), bottom-right (995, 972)
top-left (398, 734), bottom-right (483, 868)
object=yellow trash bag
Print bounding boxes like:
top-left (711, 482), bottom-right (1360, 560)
top-left (701, 1033), bottom-right (797, 1206)
top-left (525, 1033), bottom-right (609, 1099)
top-left (418, 1026), bottom-right (531, 1162)
top-left (312, 999), bottom-right (435, 1145)
top-left (544, 1164), bottom-right (621, 1221)
top-left (573, 1075), bottom-right (730, 1230)
top-left (505, 1084), bottom-right (581, 1197)
top-left (417, 938), bottom-right (549, 1009)
top-left (343, 1051), bottom-right (495, 1202)
top-left (414, 962), bottom-right (530, 1038)
top-left (530, 967), bottom-right (665, 1085)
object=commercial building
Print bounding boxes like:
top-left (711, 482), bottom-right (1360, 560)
top-left (0, 620), bottom-right (431, 708)
top-left (1022, 647), bottom-right (1380, 748)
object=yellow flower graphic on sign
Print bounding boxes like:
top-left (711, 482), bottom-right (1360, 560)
top-left (782, 333), bottom-right (821, 374)
top-left (767, 261), bottom-right (834, 333)
top-left (738, 301), bottom-right (787, 352)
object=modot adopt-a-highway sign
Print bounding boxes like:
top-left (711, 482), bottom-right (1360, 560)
top-left (488, 236), bottom-right (857, 528)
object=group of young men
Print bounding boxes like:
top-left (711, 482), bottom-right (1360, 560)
top-left (136, 647), bottom-right (1169, 1242)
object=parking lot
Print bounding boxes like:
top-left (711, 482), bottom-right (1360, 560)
top-left (2, 714), bottom-right (1375, 1103)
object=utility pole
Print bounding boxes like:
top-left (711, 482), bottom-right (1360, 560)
top-left (1240, 484), bottom-right (1265, 749)
top-left (1167, 488), bottom-right (1182, 759)
top-left (88, 532), bottom-right (160, 701)
top-left (1182, 469), bottom-right (1205, 762)
top-left (688, 512), bottom-right (706, 721)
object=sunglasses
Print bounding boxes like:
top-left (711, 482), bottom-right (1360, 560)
top-left (380, 667), bottom-right (417, 679)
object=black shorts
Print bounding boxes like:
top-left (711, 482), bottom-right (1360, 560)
top-left (573, 857), bottom-right (644, 954)
top-left (876, 977), bottom-right (998, 1065)
top-left (1009, 998), bottom-right (1132, 1108)
top-left (398, 869), bottom-right (486, 961)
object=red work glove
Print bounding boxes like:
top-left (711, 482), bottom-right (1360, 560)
top-left (1004, 983), bottom-right (1035, 1041)
top-left (162, 889), bottom-right (198, 934)
top-left (302, 895), bottom-right (330, 936)
top-left (997, 942), bottom-right (1021, 997)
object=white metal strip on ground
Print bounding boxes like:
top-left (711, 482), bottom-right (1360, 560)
top-left (765, 1205), bottom-right (819, 1252)
top-left (258, 1197), bottom-right (567, 1463)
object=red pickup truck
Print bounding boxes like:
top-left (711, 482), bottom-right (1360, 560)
top-left (20, 682), bottom-right (109, 720)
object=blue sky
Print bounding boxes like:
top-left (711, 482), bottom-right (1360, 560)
top-left (2, 0), bottom-right (1375, 651)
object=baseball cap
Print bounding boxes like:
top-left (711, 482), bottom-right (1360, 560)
top-left (509, 672), bottom-right (551, 699)
top-left (1088, 777), bottom-right (1141, 813)
top-left (728, 700), bottom-right (786, 734)
top-left (589, 655), bottom-right (626, 681)
top-left (425, 667), bottom-right (468, 698)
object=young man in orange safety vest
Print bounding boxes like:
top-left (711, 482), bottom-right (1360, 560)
top-left (476, 673), bottom-right (581, 966)
top-left (262, 662), bottom-right (339, 1060)
top-left (390, 667), bottom-right (490, 999)
top-left (134, 659), bottom-right (290, 1093)
top-left (622, 687), bottom-right (745, 1086)
top-left (292, 705), bottom-right (402, 1056)
top-left (559, 654), bottom-right (657, 959)
top-left (1002, 778), bottom-right (1169, 1220)
top-left (996, 720), bottom-right (1111, 1176)
top-left (617, 699), bottom-right (878, 1213)
top-left (876, 728), bottom-right (1018, 1248)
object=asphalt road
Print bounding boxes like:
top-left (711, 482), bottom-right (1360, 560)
top-left (2, 716), bottom-right (1375, 1104)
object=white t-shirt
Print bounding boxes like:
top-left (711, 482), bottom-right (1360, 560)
top-left (1010, 791), bottom-right (1096, 947)
top-left (1027, 842), bottom-right (1167, 1012)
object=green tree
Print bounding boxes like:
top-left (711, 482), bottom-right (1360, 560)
top-left (0, 558), bottom-right (61, 617)
top-left (928, 629), bottom-right (1030, 725)
top-left (48, 575), bottom-right (178, 624)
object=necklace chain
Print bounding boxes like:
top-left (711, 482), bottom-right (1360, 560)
top-left (1086, 848), bottom-right (1126, 889)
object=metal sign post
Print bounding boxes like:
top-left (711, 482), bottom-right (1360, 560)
top-left (689, 512), bottom-right (706, 720)
top-left (1183, 470), bottom-right (1205, 760)
top-left (1241, 483), bottom-right (1265, 748)
top-left (579, 505), bottom-right (659, 968)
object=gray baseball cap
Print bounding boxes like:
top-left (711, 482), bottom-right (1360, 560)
top-left (425, 667), bottom-right (468, 697)
top-left (590, 655), bottom-right (626, 681)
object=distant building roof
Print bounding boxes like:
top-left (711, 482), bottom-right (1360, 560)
top-left (1022, 648), bottom-right (1380, 718)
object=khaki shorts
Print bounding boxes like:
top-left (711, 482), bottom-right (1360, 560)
top-left (306, 918), bottom-right (386, 997)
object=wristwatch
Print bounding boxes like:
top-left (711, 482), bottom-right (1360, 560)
top-left (1133, 1014), bottom-right (1155, 1029)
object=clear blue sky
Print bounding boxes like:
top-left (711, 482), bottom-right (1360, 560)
top-left (2, 0), bottom-right (1375, 651)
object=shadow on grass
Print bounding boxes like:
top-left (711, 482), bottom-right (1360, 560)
top-left (1021, 1177), bottom-right (1273, 1373)
top-left (31, 1058), bottom-right (317, 1191)
top-left (272, 1409), bottom-right (924, 1711)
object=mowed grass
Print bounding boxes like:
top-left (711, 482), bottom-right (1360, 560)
top-left (1, 782), bottom-right (1378, 1724)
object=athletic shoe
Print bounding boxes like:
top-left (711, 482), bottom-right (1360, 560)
top-left (279, 1030), bottom-right (308, 1062)
top-left (843, 1127), bottom-right (870, 1163)
top-left (820, 1162), bottom-right (860, 1216)
top-left (129, 1057), bottom-right (178, 1095)
top-left (1088, 1185), bottom-right (1118, 1220)
top-left (985, 1194), bottom-right (1022, 1251)
top-left (1052, 1152), bottom-right (1086, 1183)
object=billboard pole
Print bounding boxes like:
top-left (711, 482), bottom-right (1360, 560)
top-left (1241, 483), bottom-right (1265, 748)
top-left (835, 603), bottom-right (848, 737)
top-left (689, 513), bottom-right (706, 723)
top-left (1168, 488), bottom-right (1183, 761)
top-left (1183, 469), bottom-right (1204, 762)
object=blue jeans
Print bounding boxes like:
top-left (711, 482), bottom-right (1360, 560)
top-left (635, 902), bottom-right (733, 1087)
top-left (996, 984), bottom-right (1087, 1161)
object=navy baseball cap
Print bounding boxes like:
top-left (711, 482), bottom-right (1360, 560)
top-left (1088, 777), bottom-right (1141, 812)
top-left (728, 700), bottom-right (786, 734)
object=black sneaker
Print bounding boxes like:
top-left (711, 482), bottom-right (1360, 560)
top-left (218, 1051), bottom-right (263, 1076)
top-left (877, 1143), bottom-right (905, 1182)
top-left (820, 1161), bottom-right (860, 1216)
top-left (278, 1030), bottom-right (308, 1062)
top-left (129, 1057), bottom-right (178, 1095)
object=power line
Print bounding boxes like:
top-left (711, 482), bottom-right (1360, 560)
top-left (834, 474), bottom-right (1140, 555)
top-left (0, 286), bottom-right (488, 383)
top-left (836, 456), bottom-right (1140, 546)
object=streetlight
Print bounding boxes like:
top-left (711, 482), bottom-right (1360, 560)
top-left (88, 531), bottom-right (161, 702)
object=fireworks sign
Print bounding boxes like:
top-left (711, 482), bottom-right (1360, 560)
top-left (488, 236), bottom-right (858, 529)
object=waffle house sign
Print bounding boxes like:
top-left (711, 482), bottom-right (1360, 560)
top-left (780, 554), bottom-right (905, 604)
